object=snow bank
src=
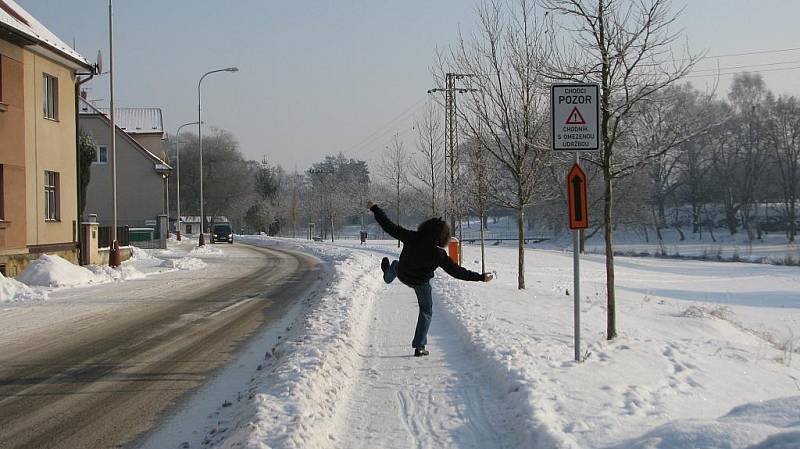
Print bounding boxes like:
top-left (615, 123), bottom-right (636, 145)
top-left (160, 257), bottom-right (206, 271)
top-left (86, 263), bottom-right (146, 282)
top-left (0, 272), bottom-right (46, 302)
top-left (212, 236), bottom-right (384, 449)
top-left (17, 254), bottom-right (101, 287)
top-left (610, 396), bottom-right (800, 448)
top-left (190, 245), bottom-right (224, 257)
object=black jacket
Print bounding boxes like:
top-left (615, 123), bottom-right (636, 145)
top-left (371, 205), bottom-right (484, 285)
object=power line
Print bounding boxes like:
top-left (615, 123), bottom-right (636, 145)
top-left (344, 96), bottom-right (428, 157)
top-left (686, 64), bottom-right (800, 79)
top-left (700, 46), bottom-right (800, 60)
top-left (690, 59), bottom-right (800, 74)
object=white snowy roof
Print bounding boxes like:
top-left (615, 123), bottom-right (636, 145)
top-left (0, 0), bottom-right (92, 70)
top-left (98, 107), bottom-right (164, 136)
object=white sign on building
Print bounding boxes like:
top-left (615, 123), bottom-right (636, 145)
top-left (551, 84), bottom-right (600, 151)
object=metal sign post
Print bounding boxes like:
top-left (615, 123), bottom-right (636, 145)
top-left (551, 83), bottom-right (599, 362)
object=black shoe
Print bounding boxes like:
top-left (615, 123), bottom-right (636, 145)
top-left (381, 257), bottom-right (389, 274)
top-left (414, 346), bottom-right (429, 357)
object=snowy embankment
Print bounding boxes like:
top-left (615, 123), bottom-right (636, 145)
top-left (207, 236), bottom-right (385, 449)
top-left (0, 238), bottom-right (209, 303)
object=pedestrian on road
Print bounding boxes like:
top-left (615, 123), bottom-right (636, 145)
top-left (367, 201), bottom-right (494, 357)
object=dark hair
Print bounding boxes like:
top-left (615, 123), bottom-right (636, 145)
top-left (418, 217), bottom-right (451, 247)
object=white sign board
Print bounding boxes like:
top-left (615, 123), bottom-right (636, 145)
top-left (551, 84), bottom-right (600, 151)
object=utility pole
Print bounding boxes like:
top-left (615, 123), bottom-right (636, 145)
top-left (428, 73), bottom-right (475, 262)
top-left (108, 0), bottom-right (120, 267)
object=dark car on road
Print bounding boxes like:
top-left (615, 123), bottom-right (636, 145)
top-left (211, 223), bottom-right (234, 244)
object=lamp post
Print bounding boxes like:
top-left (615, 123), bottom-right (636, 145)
top-left (174, 121), bottom-right (199, 241)
top-left (198, 67), bottom-right (238, 246)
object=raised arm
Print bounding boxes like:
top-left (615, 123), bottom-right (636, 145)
top-left (436, 249), bottom-right (488, 282)
top-left (369, 203), bottom-right (415, 243)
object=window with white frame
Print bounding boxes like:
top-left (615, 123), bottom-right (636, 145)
top-left (44, 170), bottom-right (59, 221)
top-left (94, 145), bottom-right (108, 164)
top-left (43, 73), bottom-right (58, 120)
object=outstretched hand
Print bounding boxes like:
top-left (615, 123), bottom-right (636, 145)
top-left (366, 200), bottom-right (375, 210)
top-left (483, 272), bottom-right (495, 282)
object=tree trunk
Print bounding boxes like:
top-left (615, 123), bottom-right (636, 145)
top-left (480, 209), bottom-right (486, 275)
top-left (396, 180), bottom-right (401, 248)
top-left (604, 169), bottom-right (616, 339)
top-left (517, 203), bottom-right (526, 290)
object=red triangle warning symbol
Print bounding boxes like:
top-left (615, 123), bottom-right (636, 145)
top-left (565, 107), bottom-right (586, 125)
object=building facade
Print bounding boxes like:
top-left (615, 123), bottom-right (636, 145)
top-left (0, 0), bottom-right (93, 276)
top-left (79, 98), bottom-right (171, 230)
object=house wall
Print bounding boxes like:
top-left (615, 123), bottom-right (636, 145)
top-left (23, 50), bottom-right (78, 251)
top-left (81, 116), bottom-right (166, 228)
top-left (0, 41), bottom-right (28, 257)
top-left (130, 133), bottom-right (165, 160)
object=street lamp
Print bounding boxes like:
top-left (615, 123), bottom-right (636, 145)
top-left (197, 67), bottom-right (238, 246)
top-left (174, 121), bottom-right (200, 241)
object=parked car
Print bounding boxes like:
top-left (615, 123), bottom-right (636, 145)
top-left (211, 223), bottom-right (233, 244)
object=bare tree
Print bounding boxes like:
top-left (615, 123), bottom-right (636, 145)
top-left (451, 0), bottom-right (553, 289)
top-left (465, 137), bottom-right (495, 273)
top-left (767, 95), bottom-right (800, 242)
top-left (412, 102), bottom-right (445, 216)
top-left (308, 154), bottom-right (369, 242)
top-left (381, 135), bottom-right (410, 247)
top-left (543, 0), bottom-right (701, 338)
top-left (728, 73), bottom-right (772, 240)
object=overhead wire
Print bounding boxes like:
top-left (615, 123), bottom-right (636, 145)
top-left (686, 64), bottom-right (800, 78)
top-left (344, 95), bottom-right (428, 158)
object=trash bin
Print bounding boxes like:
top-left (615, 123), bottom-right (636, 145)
top-left (448, 237), bottom-right (460, 265)
top-left (360, 230), bottom-right (367, 245)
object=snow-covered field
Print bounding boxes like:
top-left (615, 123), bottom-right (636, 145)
top-left (182, 235), bottom-right (800, 449)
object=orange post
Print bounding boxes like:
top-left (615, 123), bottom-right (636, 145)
top-left (448, 237), bottom-right (460, 265)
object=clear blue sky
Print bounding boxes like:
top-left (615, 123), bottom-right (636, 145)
top-left (17, 0), bottom-right (800, 170)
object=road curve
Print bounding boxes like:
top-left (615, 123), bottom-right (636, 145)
top-left (0, 244), bottom-right (320, 449)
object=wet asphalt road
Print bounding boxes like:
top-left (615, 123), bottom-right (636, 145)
top-left (0, 243), bottom-right (319, 449)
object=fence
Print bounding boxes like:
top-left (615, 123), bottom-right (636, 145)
top-left (98, 226), bottom-right (130, 248)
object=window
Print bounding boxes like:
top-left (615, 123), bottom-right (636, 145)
top-left (94, 145), bottom-right (108, 164)
top-left (43, 73), bottom-right (58, 120)
top-left (44, 170), bottom-right (59, 221)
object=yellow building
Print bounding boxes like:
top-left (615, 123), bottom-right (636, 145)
top-left (0, 0), bottom-right (93, 276)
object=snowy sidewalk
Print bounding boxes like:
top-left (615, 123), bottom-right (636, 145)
top-left (335, 279), bottom-right (521, 449)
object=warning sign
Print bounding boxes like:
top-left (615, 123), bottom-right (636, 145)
top-left (565, 107), bottom-right (586, 125)
top-left (551, 84), bottom-right (600, 151)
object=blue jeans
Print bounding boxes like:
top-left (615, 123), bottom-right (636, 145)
top-left (384, 260), bottom-right (433, 349)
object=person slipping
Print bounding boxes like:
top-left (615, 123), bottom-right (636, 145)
top-left (367, 201), bottom-right (494, 357)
